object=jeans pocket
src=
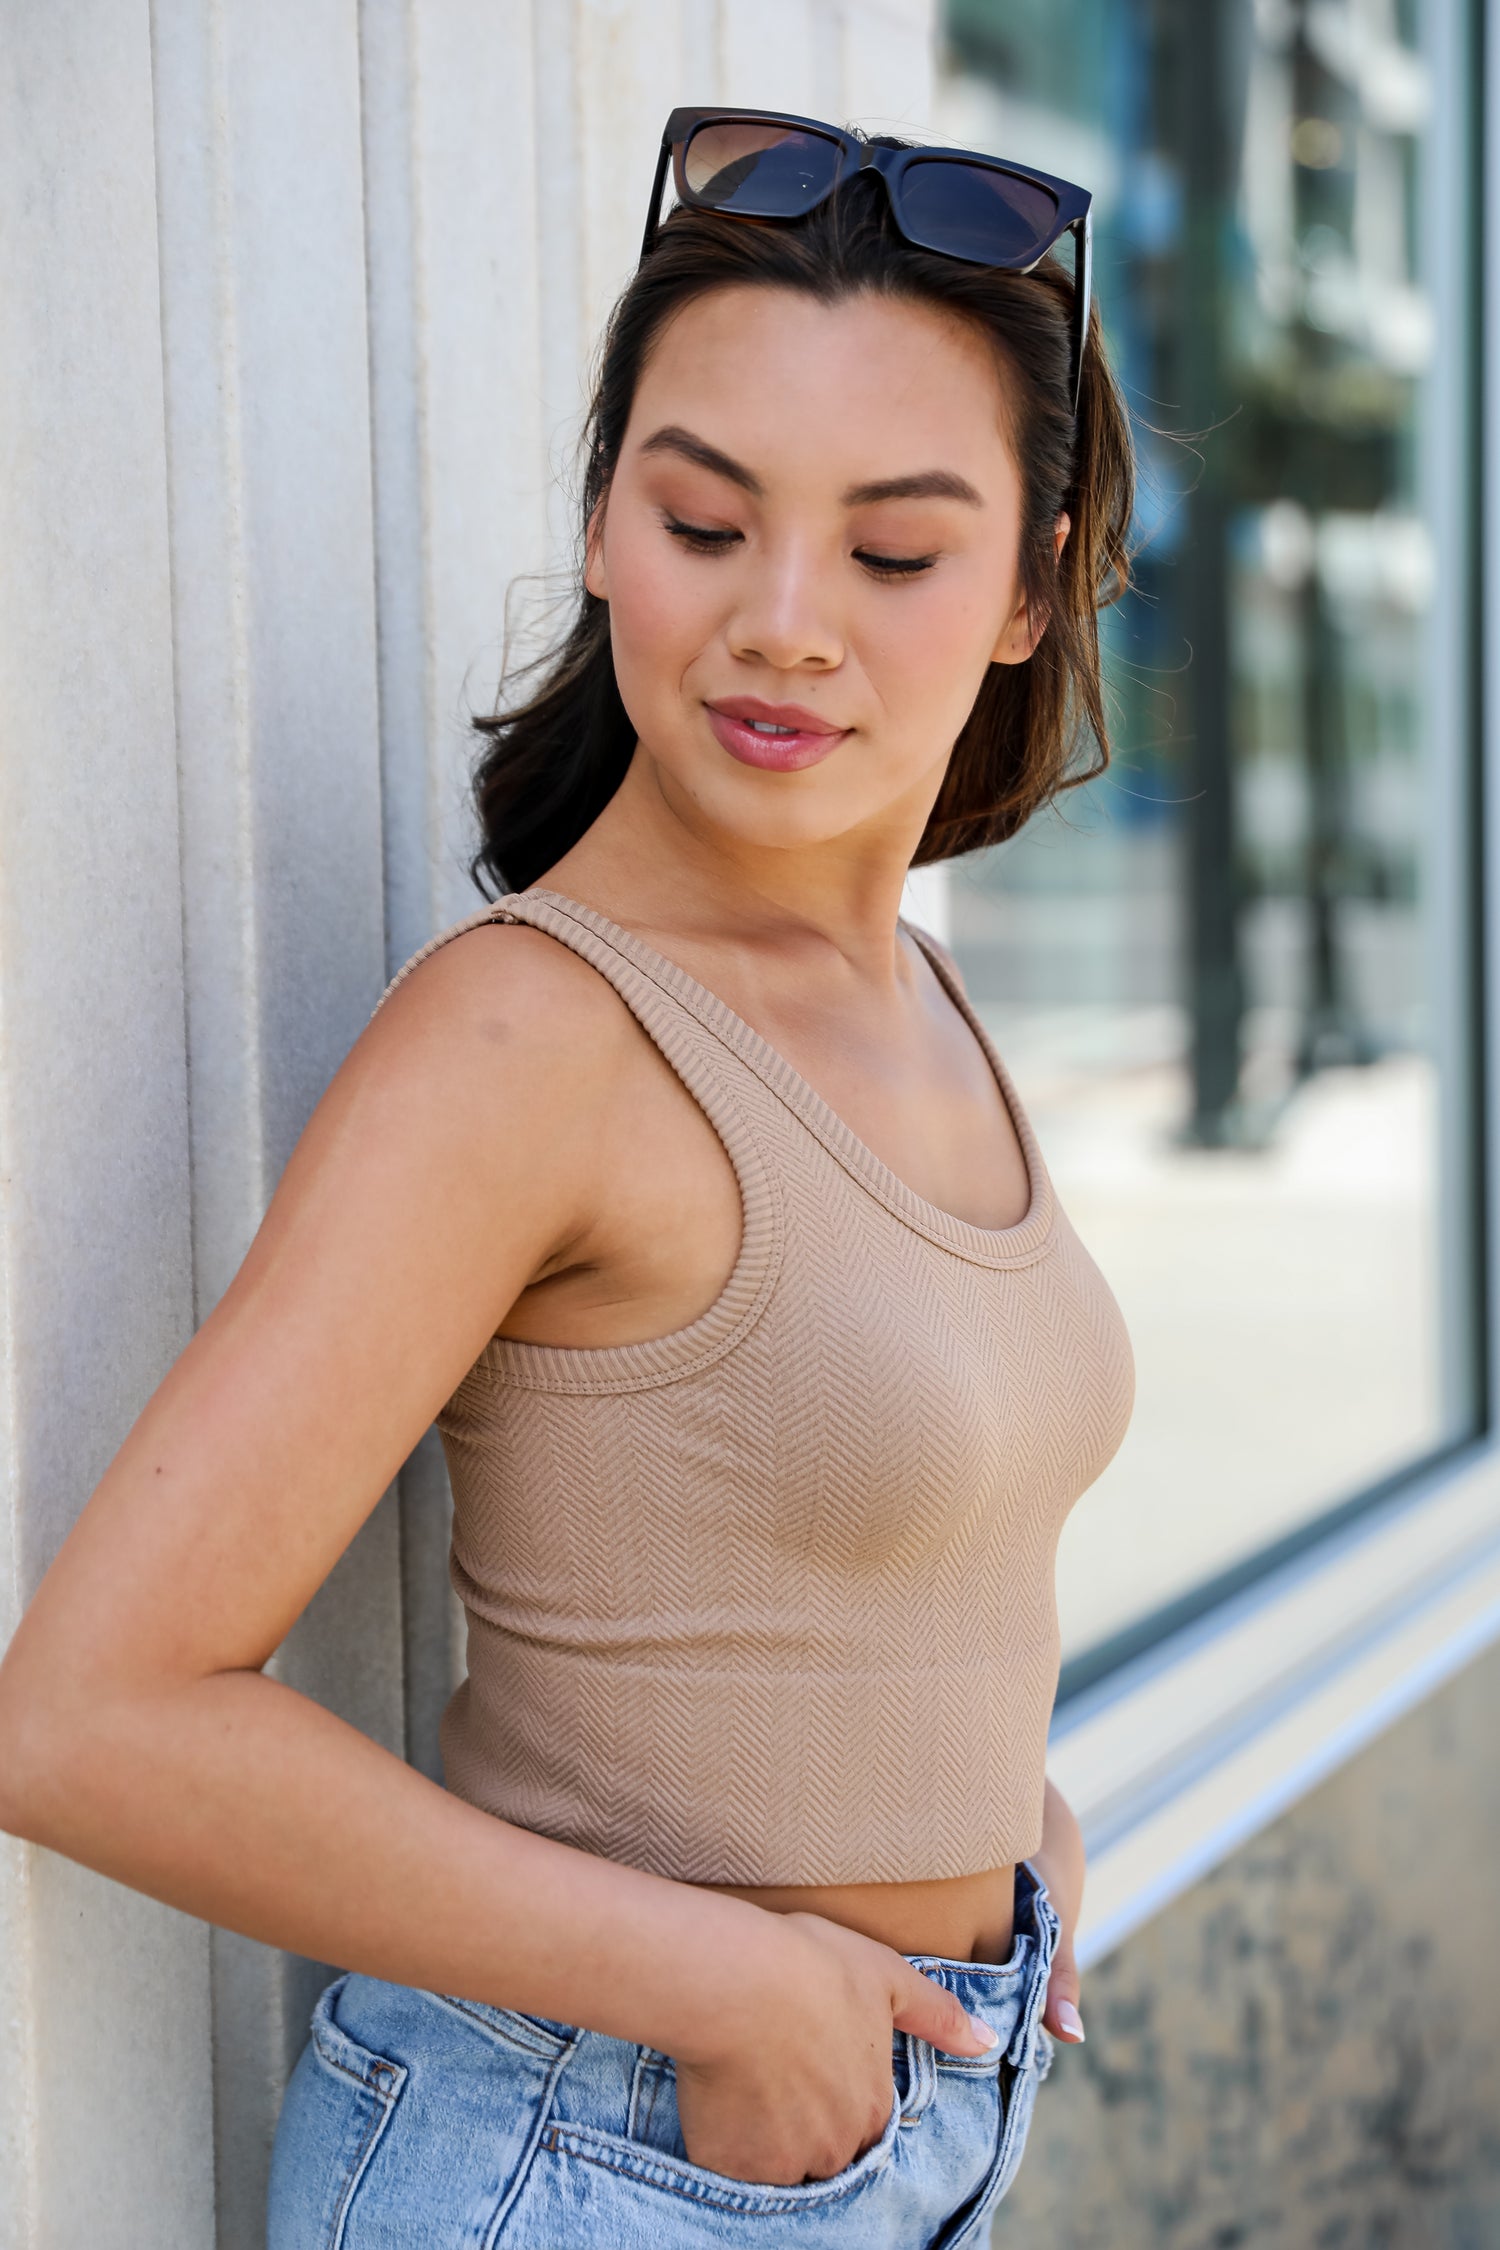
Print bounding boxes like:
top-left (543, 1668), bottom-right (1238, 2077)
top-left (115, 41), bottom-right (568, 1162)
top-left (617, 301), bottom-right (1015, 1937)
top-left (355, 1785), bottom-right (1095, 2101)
top-left (541, 2073), bottom-right (905, 2217)
top-left (269, 1976), bottom-right (407, 2250)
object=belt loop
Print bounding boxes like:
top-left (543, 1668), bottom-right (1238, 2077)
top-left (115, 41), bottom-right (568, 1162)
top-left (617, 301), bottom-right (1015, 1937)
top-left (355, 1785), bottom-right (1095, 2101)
top-left (900, 2028), bottom-right (938, 2123)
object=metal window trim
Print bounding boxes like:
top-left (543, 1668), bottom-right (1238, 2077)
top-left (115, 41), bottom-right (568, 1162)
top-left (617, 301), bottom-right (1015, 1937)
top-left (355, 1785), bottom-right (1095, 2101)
top-left (1055, 1437), bottom-right (1500, 1967)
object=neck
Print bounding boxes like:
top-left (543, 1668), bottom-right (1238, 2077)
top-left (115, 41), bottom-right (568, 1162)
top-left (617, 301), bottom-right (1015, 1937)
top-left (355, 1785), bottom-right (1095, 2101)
top-left (541, 741), bottom-right (934, 979)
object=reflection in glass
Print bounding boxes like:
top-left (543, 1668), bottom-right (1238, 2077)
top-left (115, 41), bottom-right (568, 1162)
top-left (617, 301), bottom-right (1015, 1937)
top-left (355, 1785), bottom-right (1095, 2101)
top-left (938, 0), bottom-right (1478, 1670)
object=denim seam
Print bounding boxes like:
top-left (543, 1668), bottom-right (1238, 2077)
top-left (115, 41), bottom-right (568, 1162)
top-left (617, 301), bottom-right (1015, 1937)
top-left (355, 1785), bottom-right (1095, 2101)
top-left (428, 1991), bottom-right (568, 2061)
top-left (480, 2032), bottom-right (582, 2250)
top-left (316, 2067), bottom-right (401, 2250)
top-left (925, 1881), bottom-right (1058, 2248)
top-left (540, 2122), bottom-right (888, 2215)
top-left (926, 2055), bottom-right (1021, 2250)
top-left (310, 2041), bottom-right (392, 2095)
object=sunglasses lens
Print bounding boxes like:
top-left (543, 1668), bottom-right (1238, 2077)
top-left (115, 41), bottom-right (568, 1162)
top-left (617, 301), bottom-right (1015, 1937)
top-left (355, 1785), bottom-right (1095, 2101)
top-left (682, 122), bottom-right (842, 217)
top-left (900, 159), bottom-right (1060, 264)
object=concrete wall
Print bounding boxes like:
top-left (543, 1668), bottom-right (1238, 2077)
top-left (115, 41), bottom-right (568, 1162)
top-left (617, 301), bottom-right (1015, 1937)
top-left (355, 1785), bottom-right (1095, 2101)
top-left (997, 1635), bottom-right (1500, 2249)
top-left (0, 7), bottom-right (936, 2245)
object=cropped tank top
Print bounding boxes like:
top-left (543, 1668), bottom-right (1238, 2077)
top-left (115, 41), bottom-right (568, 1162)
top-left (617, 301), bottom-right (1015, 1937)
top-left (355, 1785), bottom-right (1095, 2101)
top-left (375, 887), bottom-right (1134, 1886)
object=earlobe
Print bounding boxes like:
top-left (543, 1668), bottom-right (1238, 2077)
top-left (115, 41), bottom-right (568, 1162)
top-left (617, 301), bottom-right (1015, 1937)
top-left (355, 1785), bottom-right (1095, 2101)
top-left (583, 502), bottom-right (608, 601)
top-left (991, 594), bottom-right (1043, 667)
top-left (992, 512), bottom-right (1071, 665)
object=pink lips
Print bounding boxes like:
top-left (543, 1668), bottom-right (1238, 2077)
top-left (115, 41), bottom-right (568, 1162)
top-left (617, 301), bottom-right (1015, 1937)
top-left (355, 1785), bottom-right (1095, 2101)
top-left (705, 696), bottom-right (849, 773)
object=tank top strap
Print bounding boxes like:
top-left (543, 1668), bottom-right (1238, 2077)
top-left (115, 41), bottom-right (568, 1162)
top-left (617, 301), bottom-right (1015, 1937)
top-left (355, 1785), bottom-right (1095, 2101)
top-left (377, 889), bottom-right (762, 1108)
top-left (370, 889), bottom-right (785, 1392)
top-left (371, 902), bottom-right (512, 1015)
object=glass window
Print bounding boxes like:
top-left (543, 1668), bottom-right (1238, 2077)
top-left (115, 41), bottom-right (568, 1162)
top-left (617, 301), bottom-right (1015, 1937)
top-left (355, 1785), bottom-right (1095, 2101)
top-left (937, 0), bottom-right (1482, 1682)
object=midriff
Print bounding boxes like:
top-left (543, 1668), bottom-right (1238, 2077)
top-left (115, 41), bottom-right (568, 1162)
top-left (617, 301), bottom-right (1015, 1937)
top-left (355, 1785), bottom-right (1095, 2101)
top-left (708, 1864), bottom-right (1017, 1968)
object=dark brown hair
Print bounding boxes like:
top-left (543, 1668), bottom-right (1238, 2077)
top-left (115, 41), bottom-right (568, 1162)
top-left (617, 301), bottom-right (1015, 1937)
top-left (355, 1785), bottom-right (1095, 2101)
top-left (471, 141), bottom-right (1135, 894)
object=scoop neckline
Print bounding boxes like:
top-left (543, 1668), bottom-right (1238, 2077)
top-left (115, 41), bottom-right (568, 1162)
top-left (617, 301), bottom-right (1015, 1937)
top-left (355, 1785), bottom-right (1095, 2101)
top-left (514, 887), bottom-right (1056, 1270)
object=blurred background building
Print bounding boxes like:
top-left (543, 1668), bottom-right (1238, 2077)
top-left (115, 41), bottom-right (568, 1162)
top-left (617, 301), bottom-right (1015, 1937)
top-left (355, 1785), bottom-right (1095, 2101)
top-left (2, 3), bottom-right (1497, 2246)
top-left (939, 0), bottom-right (1481, 1678)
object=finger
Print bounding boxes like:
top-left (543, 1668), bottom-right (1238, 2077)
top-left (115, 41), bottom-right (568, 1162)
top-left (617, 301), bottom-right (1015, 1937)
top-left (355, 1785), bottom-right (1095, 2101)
top-left (1044, 1941), bottom-right (1085, 2043)
top-left (890, 1965), bottom-right (999, 2057)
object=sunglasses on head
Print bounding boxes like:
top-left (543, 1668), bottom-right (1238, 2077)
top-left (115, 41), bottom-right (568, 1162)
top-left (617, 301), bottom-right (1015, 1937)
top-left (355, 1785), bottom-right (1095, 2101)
top-left (640, 106), bottom-right (1094, 414)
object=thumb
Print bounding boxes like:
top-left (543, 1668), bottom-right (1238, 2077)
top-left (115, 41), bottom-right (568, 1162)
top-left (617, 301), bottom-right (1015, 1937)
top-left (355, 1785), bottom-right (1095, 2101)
top-left (1044, 1938), bottom-right (1085, 2044)
top-left (890, 1964), bottom-right (999, 2058)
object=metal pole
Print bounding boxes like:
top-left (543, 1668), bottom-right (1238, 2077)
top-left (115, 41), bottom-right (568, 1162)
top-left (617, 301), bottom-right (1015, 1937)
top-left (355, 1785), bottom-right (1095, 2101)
top-left (1175, 0), bottom-right (1248, 1143)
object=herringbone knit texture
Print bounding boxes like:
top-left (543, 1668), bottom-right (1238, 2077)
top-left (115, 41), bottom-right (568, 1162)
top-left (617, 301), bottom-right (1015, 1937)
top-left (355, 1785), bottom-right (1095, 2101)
top-left (376, 888), bottom-right (1135, 1885)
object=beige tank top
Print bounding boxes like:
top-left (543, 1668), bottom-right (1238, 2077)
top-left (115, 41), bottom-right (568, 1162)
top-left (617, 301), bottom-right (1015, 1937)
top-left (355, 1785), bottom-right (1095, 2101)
top-left (376, 887), bottom-right (1134, 1886)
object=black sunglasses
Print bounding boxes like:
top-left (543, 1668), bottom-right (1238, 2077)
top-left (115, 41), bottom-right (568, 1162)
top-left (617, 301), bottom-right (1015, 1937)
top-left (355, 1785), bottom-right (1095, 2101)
top-left (640, 106), bottom-right (1094, 414)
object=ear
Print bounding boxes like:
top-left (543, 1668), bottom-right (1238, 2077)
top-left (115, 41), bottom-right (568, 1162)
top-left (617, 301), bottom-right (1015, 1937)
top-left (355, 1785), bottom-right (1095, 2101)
top-left (991, 511), bottom-right (1072, 666)
top-left (583, 497), bottom-right (608, 601)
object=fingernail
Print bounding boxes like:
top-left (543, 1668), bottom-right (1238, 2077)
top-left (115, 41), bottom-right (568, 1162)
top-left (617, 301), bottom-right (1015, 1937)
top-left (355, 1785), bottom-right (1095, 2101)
top-left (968, 2013), bottom-right (999, 2050)
top-left (1055, 2000), bottom-right (1085, 2042)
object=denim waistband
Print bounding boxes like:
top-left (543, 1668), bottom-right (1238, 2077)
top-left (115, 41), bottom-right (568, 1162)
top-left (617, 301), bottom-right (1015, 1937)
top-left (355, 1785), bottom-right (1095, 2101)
top-left (895, 1857), bottom-right (1059, 2097)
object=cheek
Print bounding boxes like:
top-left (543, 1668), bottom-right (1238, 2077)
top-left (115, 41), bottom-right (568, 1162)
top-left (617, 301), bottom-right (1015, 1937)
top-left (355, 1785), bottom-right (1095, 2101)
top-left (603, 526), bottom-right (719, 680)
top-left (857, 571), bottom-right (1006, 711)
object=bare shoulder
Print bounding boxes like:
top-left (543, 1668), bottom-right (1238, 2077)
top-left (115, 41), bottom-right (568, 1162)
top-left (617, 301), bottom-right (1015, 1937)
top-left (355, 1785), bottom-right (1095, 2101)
top-left (351, 919), bottom-right (651, 1156)
top-left (369, 918), bottom-right (637, 1084)
top-left (261, 918), bottom-right (640, 1278)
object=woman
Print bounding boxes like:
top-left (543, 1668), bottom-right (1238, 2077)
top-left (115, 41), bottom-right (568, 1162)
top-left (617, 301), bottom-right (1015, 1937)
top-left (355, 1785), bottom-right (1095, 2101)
top-left (0, 110), bottom-right (1135, 2246)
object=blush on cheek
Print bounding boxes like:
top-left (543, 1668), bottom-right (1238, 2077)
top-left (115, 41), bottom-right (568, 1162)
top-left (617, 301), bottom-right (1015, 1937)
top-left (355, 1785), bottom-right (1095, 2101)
top-left (857, 595), bottom-right (999, 742)
top-left (605, 523), bottom-right (720, 665)
top-left (602, 572), bottom-right (707, 757)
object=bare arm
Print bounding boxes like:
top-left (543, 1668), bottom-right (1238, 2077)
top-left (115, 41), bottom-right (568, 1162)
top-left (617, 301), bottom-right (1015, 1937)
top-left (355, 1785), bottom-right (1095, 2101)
top-left (0, 925), bottom-right (991, 2184)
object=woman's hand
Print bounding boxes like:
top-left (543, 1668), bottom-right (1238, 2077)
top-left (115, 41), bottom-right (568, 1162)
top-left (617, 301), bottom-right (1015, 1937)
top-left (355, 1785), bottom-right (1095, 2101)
top-left (1031, 1776), bottom-right (1087, 2044)
top-left (673, 1909), bottom-right (998, 2187)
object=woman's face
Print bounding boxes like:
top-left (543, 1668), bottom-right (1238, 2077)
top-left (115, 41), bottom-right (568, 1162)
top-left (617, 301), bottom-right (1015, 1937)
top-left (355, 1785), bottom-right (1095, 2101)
top-left (586, 283), bottom-right (1054, 862)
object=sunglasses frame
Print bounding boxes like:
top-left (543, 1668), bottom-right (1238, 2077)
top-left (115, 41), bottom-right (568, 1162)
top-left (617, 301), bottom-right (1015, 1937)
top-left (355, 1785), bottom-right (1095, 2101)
top-left (640, 105), bottom-right (1094, 413)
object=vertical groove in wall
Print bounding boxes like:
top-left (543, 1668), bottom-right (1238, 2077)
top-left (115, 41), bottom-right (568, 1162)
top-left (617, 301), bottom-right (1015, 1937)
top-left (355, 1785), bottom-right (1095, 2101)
top-left (408, 13), bottom-right (446, 930)
top-left (151, 0), bottom-right (264, 1336)
top-left (358, 0), bottom-right (434, 1785)
top-left (150, 9), bottom-right (278, 2236)
top-left (0, 1258), bottom-right (32, 2250)
top-left (153, 0), bottom-right (267, 1326)
top-left (0, 479), bottom-right (35, 2250)
top-left (205, 0), bottom-right (265, 1233)
top-left (0, 1839), bottom-right (36, 2250)
top-left (359, 0), bottom-right (429, 980)
top-left (533, 0), bottom-right (586, 582)
top-left (148, 6), bottom-right (204, 1352)
top-left (0, 66), bottom-right (30, 2175)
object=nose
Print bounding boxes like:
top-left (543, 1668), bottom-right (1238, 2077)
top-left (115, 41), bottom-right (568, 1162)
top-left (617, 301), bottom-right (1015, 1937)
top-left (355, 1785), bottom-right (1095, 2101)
top-left (725, 538), bottom-right (844, 674)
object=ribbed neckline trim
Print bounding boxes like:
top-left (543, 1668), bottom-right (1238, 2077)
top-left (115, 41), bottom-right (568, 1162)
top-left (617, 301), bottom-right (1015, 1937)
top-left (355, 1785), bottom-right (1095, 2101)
top-left (511, 887), bottom-right (1056, 1272)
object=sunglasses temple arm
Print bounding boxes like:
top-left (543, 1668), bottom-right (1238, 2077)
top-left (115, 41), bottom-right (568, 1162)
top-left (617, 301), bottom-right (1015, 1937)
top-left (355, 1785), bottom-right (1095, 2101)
top-left (639, 139), bottom-right (672, 262)
top-left (1071, 217), bottom-right (1093, 415)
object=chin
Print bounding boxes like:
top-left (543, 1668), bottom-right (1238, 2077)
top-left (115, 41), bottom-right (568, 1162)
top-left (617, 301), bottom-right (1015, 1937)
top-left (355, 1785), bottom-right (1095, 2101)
top-left (684, 773), bottom-right (879, 856)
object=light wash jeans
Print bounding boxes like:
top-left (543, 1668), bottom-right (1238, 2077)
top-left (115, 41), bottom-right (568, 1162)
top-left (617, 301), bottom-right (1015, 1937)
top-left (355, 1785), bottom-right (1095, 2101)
top-left (267, 1860), bottom-right (1058, 2249)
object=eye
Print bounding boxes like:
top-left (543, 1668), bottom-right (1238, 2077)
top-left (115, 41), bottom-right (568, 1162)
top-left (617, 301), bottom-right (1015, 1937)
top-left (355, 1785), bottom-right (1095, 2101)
top-left (663, 514), bottom-right (742, 555)
top-left (854, 549), bottom-right (939, 579)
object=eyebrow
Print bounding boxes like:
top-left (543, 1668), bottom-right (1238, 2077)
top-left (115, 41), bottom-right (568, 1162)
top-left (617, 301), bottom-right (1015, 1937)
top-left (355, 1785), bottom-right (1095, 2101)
top-left (842, 469), bottom-right (983, 508)
top-left (639, 426), bottom-right (763, 495)
top-left (637, 426), bottom-right (984, 510)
